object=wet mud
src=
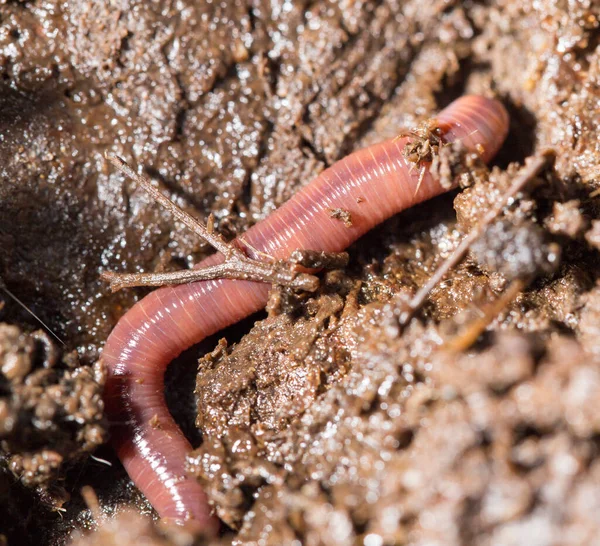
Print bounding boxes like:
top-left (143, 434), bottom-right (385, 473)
top-left (1, 1), bottom-right (600, 545)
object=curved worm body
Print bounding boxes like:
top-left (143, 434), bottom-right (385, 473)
top-left (101, 96), bottom-right (509, 532)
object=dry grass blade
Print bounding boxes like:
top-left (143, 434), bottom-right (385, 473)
top-left (399, 150), bottom-right (554, 327)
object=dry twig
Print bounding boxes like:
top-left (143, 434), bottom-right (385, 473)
top-left (102, 153), bottom-right (322, 293)
top-left (399, 150), bottom-right (555, 327)
top-left (445, 278), bottom-right (526, 352)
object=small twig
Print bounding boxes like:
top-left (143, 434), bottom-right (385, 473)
top-left (445, 278), bottom-right (526, 352)
top-left (105, 153), bottom-right (242, 260)
top-left (399, 150), bottom-right (554, 327)
top-left (102, 153), bottom-right (331, 293)
top-left (101, 261), bottom-right (319, 292)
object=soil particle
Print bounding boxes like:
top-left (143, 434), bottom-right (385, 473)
top-left (328, 208), bottom-right (353, 228)
top-left (585, 219), bottom-right (600, 251)
top-left (577, 284), bottom-right (600, 355)
top-left (0, 323), bottom-right (34, 382)
top-left (289, 249), bottom-right (349, 270)
top-left (545, 200), bottom-right (587, 238)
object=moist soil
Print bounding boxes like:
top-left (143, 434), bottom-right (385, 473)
top-left (1, 1), bottom-right (600, 545)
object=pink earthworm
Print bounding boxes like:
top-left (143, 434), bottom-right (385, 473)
top-left (101, 95), bottom-right (509, 533)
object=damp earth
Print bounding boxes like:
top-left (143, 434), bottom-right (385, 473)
top-left (1, 1), bottom-right (600, 545)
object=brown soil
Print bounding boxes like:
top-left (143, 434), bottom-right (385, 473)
top-left (1, 1), bottom-right (599, 545)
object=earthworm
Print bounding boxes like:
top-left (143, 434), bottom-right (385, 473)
top-left (101, 95), bottom-right (509, 532)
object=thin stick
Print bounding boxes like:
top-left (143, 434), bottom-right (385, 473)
top-left (0, 283), bottom-right (65, 346)
top-left (105, 153), bottom-right (241, 259)
top-left (399, 150), bottom-right (554, 327)
top-left (103, 153), bottom-right (323, 292)
top-left (101, 261), bottom-right (319, 292)
top-left (445, 278), bottom-right (525, 352)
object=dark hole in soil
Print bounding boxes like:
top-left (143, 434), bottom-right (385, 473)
top-left (493, 97), bottom-right (538, 168)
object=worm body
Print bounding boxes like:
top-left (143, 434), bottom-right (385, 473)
top-left (101, 96), bottom-right (509, 532)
